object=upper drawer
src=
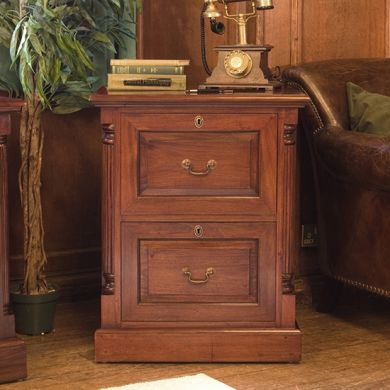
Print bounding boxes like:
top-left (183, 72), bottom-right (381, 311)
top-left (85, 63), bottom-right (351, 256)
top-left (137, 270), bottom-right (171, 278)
top-left (139, 131), bottom-right (259, 196)
top-left (120, 113), bottom-right (277, 218)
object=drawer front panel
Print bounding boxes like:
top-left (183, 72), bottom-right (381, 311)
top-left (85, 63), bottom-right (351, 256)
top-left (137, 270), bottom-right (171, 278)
top-left (139, 131), bottom-right (259, 196)
top-left (141, 240), bottom-right (258, 303)
top-left (121, 113), bottom-right (277, 218)
top-left (121, 222), bottom-right (276, 325)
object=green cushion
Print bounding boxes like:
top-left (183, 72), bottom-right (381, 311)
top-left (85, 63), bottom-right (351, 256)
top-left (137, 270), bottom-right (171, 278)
top-left (346, 82), bottom-right (390, 135)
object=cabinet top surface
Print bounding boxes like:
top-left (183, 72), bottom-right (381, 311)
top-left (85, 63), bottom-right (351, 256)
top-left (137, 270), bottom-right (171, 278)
top-left (0, 96), bottom-right (24, 112)
top-left (90, 87), bottom-right (309, 108)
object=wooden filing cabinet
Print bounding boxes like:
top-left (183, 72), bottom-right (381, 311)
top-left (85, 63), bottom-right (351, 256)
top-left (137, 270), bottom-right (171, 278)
top-left (92, 91), bottom-right (309, 362)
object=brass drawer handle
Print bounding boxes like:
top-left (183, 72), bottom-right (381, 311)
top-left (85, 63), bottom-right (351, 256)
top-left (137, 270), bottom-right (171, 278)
top-left (181, 159), bottom-right (217, 176)
top-left (182, 267), bottom-right (215, 284)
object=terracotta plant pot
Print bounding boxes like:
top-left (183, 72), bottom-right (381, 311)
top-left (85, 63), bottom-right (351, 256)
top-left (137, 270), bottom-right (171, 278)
top-left (10, 288), bottom-right (60, 336)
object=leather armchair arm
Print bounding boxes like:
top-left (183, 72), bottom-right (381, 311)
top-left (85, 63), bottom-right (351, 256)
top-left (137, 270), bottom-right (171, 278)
top-left (314, 125), bottom-right (390, 192)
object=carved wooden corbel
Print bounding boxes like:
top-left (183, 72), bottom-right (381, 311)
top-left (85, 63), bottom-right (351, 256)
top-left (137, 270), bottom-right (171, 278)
top-left (102, 123), bottom-right (115, 145)
top-left (282, 272), bottom-right (295, 294)
top-left (103, 272), bottom-right (115, 295)
top-left (283, 124), bottom-right (297, 145)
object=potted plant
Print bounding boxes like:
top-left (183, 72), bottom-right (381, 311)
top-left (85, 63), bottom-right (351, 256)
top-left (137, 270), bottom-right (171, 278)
top-left (0, 0), bottom-right (140, 335)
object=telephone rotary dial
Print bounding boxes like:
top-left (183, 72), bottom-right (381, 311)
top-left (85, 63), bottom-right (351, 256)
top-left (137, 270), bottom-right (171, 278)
top-left (224, 50), bottom-right (252, 78)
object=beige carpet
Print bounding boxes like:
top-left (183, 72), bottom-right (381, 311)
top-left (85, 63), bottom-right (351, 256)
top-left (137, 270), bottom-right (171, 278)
top-left (101, 373), bottom-right (236, 390)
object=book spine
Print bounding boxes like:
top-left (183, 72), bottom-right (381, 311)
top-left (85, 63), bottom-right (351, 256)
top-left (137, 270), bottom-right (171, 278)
top-left (108, 75), bottom-right (186, 91)
top-left (112, 65), bottom-right (184, 75)
top-left (123, 78), bottom-right (172, 87)
top-left (107, 90), bottom-right (187, 95)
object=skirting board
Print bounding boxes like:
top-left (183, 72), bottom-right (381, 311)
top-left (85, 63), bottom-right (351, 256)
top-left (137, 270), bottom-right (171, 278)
top-left (95, 327), bottom-right (302, 363)
top-left (0, 338), bottom-right (27, 384)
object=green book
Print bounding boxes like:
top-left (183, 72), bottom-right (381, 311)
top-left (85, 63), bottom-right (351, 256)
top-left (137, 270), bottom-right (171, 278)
top-left (111, 65), bottom-right (185, 75)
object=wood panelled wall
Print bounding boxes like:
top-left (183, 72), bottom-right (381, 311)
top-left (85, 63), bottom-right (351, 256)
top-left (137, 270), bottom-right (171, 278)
top-left (8, 0), bottom-right (390, 300)
top-left (8, 109), bottom-right (102, 300)
top-left (137, 0), bottom-right (238, 88)
top-left (138, 0), bottom-right (390, 88)
top-left (263, 0), bottom-right (390, 66)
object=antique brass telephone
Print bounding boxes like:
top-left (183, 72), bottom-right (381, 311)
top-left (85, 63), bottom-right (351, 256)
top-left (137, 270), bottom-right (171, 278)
top-left (199, 0), bottom-right (279, 92)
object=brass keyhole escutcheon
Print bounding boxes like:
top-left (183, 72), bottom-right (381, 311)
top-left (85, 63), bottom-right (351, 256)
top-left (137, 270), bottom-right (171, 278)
top-left (194, 115), bottom-right (204, 128)
top-left (194, 225), bottom-right (204, 238)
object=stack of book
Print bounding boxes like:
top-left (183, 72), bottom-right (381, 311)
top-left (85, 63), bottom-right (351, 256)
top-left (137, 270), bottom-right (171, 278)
top-left (107, 59), bottom-right (190, 94)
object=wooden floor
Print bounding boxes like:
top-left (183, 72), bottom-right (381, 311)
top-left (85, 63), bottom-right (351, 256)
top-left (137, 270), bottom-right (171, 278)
top-left (2, 291), bottom-right (390, 390)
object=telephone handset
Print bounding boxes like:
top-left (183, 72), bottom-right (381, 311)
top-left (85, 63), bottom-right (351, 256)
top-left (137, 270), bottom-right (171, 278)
top-left (199, 0), bottom-right (279, 92)
top-left (200, 2), bottom-right (220, 76)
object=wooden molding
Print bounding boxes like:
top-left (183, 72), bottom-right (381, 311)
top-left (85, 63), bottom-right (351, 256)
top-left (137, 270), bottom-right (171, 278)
top-left (10, 247), bottom-right (101, 300)
top-left (95, 328), bottom-right (301, 363)
top-left (386, 0), bottom-right (390, 57)
top-left (102, 123), bottom-right (115, 295)
top-left (290, 0), bottom-right (303, 65)
top-left (0, 129), bottom-right (10, 318)
top-left (255, 10), bottom-right (266, 45)
top-left (277, 113), bottom-right (299, 283)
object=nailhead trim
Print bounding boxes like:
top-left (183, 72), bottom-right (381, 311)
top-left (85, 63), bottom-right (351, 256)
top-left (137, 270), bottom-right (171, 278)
top-left (285, 81), bottom-right (324, 136)
top-left (334, 275), bottom-right (390, 298)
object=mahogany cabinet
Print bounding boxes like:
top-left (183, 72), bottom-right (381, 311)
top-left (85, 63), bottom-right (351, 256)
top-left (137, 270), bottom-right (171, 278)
top-left (92, 91), bottom-right (309, 362)
top-left (0, 98), bottom-right (27, 383)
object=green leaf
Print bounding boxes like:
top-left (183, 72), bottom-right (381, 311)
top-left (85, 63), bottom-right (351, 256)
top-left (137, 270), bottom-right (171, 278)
top-left (9, 17), bottom-right (24, 62)
top-left (28, 30), bottom-right (44, 56)
top-left (49, 58), bottom-right (62, 86)
top-left (91, 31), bottom-right (112, 44)
top-left (73, 39), bottom-right (94, 71)
top-left (52, 91), bottom-right (91, 114)
top-left (15, 23), bottom-right (28, 58)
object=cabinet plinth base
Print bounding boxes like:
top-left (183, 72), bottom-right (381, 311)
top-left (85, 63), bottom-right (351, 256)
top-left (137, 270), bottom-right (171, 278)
top-left (0, 338), bottom-right (27, 384)
top-left (95, 327), bottom-right (301, 363)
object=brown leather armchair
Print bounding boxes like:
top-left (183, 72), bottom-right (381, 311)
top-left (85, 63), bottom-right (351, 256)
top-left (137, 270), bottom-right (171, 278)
top-left (282, 58), bottom-right (390, 301)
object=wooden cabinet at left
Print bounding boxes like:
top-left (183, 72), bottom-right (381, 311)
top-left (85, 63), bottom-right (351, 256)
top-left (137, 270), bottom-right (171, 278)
top-left (0, 98), bottom-right (27, 383)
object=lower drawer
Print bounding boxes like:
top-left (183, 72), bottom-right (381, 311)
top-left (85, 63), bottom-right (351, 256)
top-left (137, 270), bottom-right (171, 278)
top-left (121, 222), bottom-right (277, 325)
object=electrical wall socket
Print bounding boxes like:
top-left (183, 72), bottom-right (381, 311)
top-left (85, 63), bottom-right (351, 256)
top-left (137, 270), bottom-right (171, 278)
top-left (301, 224), bottom-right (319, 247)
